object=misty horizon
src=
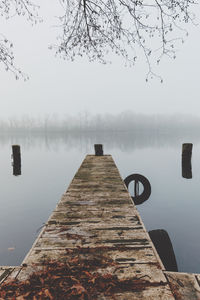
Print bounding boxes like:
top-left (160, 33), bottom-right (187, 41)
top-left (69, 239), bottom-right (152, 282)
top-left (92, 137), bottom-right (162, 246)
top-left (0, 112), bottom-right (200, 133)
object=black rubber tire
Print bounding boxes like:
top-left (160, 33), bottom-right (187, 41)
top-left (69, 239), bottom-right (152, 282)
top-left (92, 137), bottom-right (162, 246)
top-left (124, 174), bottom-right (151, 205)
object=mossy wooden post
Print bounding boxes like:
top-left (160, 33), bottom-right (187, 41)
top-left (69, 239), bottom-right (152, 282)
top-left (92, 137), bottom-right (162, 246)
top-left (94, 144), bottom-right (103, 156)
top-left (182, 143), bottom-right (193, 179)
top-left (12, 145), bottom-right (21, 176)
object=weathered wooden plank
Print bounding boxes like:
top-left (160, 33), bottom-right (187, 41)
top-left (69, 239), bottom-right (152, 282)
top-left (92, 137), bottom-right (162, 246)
top-left (165, 271), bottom-right (200, 299)
top-left (39, 225), bottom-right (149, 240)
top-left (50, 210), bottom-right (139, 221)
top-left (54, 205), bottom-right (135, 213)
top-left (97, 286), bottom-right (175, 300)
top-left (16, 265), bottom-right (43, 281)
top-left (195, 274), bottom-right (200, 289)
top-left (23, 247), bottom-right (157, 265)
top-left (55, 198), bottom-right (133, 211)
top-left (47, 216), bottom-right (142, 227)
top-left (34, 234), bottom-right (150, 249)
top-left (0, 268), bottom-right (12, 284)
top-left (42, 225), bottom-right (145, 239)
top-left (0, 267), bottom-right (21, 285)
top-left (24, 251), bottom-right (166, 283)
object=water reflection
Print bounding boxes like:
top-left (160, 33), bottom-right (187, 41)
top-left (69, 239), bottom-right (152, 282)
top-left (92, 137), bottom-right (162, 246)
top-left (149, 229), bottom-right (178, 272)
top-left (11, 145), bottom-right (21, 176)
top-left (124, 174), bottom-right (151, 205)
top-left (0, 128), bottom-right (200, 151)
top-left (182, 143), bottom-right (193, 179)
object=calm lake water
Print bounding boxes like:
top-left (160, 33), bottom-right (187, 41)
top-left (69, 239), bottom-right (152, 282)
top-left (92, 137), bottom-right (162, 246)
top-left (1, 130), bottom-right (200, 273)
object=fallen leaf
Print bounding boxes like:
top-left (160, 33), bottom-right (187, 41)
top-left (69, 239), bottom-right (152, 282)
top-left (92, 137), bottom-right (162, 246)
top-left (16, 296), bottom-right (25, 300)
top-left (70, 284), bottom-right (87, 295)
top-left (44, 288), bottom-right (53, 299)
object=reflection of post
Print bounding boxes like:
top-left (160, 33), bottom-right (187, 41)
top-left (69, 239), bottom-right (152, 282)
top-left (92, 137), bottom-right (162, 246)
top-left (182, 143), bottom-right (193, 179)
top-left (94, 144), bottom-right (103, 156)
top-left (149, 229), bottom-right (178, 272)
top-left (12, 145), bottom-right (21, 176)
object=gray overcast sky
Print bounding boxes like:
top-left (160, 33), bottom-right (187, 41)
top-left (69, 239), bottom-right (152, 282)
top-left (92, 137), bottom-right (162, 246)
top-left (0, 1), bottom-right (200, 119)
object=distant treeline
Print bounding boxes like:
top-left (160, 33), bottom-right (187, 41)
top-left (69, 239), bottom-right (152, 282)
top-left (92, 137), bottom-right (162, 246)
top-left (0, 112), bottom-right (200, 132)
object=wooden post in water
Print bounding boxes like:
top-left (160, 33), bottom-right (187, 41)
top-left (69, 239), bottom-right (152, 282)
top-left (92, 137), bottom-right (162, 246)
top-left (12, 145), bottom-right (21, 176)
top-left (94, 144), bottom-right (103, 156)
top-left (182, 143), bottom-right (193, 179)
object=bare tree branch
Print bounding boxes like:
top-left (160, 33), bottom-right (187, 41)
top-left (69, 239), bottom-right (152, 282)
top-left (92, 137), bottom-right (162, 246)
top-left (0, 0), bottom-right (197, 80)
top-left (54, 0), bottom-right (197, 80)
top-left (0, 0), bottom-right (40, 79)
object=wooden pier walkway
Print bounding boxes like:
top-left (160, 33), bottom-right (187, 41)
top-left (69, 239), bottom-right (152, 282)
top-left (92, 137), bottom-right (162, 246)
top-left (1, 154), bottom-right (200, 299)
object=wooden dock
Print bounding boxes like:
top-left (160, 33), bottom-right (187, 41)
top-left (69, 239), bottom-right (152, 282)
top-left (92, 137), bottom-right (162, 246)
top-left (1, 154), bottom-right (200, 299)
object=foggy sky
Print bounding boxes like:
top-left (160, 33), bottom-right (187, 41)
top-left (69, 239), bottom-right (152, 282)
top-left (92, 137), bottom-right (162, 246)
top-left (0, 1), bottom-right (200, 119)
